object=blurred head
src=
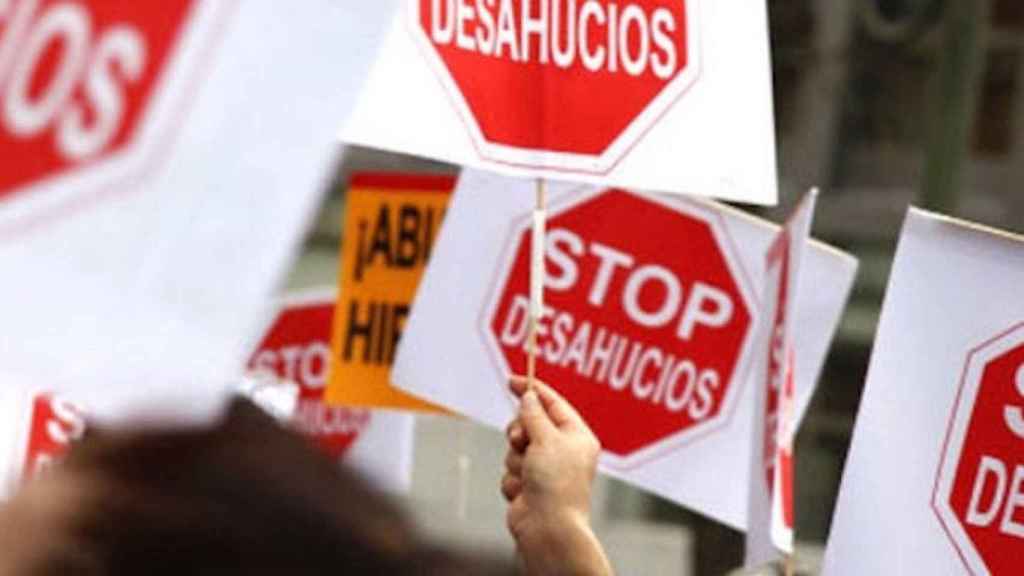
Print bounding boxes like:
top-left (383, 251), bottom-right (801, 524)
top-left (0, 400), bottom-right (510, 576)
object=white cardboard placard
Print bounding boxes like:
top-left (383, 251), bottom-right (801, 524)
top-left (0, 389), bottom-right (86, 501)
top-left (0, 1), bottom-right (397, 423)
top-left (393, 170), bottom-right (855, 528)
top-left (823, 209), bottom-right (1024, 576)
top-left (0, 389), bottom-right (33, 500)
top-left (745, 190), bottom-right (817, 566)
top-left (343, 0), bottom-right (777, 204)
top-left (343, 409), bottom-right (416, 495)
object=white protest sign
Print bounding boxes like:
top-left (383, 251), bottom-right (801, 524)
top-left (393, 170), bottom-right (855, 527)
top-left (0, 1), bottom-right (397, 422)
top-left (0, 390), bottom-right (86, 501)
top-left (343, 0), bottom-right (777, 204)
top-left (745, 190), bottom-right (817, 567)
top-left (823, 209), bottom-right (1024, 576)
top-left (248, 290), bottom-right (415, 493)
top-left (342, 409), bottom-right (416, 494)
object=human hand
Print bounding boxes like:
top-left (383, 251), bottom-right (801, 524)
top-left (502, 376), bottom-right (612, 576)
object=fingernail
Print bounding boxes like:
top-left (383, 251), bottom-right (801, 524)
top-left (522, 389), bottom-right (539, 407)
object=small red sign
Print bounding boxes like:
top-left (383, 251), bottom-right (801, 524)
top-left (413, 0), bottom-right (700, 173)
top-left (22, 394), bottom-right (85, 480)
top-left (485, 189), bottom-right (754, 466)
top-left (249, 296), bottom-right (371, 459)
top-left (935, 323), bottom-right (1024, 575)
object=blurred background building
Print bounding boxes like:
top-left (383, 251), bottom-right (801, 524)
top-left (287, 1), bottom-right (1024, 573)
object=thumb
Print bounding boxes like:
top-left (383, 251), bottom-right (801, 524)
top-left (518, 389), bottom-right (556, 443)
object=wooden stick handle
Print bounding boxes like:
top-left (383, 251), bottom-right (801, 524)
top-left (527, 178), bottom-right (547, 387)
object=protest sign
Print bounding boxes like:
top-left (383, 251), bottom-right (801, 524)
top-left (346, 0), bottom-right (778, 419)
top-left (343, 0), bottom-right (777, 204)
top-left (823, 209), bottom-right (1024, 576)
top-left (324, 173), bottom-right (453, 413)
top-left (745, 191), bottom-right (817, 568)
top-left (393, 170), bottom-right (856, 527)
top-left (0, 390), bottom-right (85, 500)
top-left (0, 1), bottom-right (397, 421)
top-left (250, 289), bottom-right (415, 493)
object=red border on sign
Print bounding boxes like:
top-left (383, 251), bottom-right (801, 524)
top-left (349, 172), bottom-right (456, 193)
top-left (477, 187), bottom-right (759, 471)
top-left (930, 320), bottom-right (1024, 576)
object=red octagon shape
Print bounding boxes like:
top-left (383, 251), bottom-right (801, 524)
top-left (411, 0), bottom-right (702, 174)
top-left (0, 0), bottom-right (199, 228)
top-left (483, 189), bottom-right (754, 467)
top-left (934, 322), bottom-right (1024, 576)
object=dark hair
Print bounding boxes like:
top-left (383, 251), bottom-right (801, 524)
top-left (29, 400), bottom-right (512, 576)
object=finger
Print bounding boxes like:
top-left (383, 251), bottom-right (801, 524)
top-left (506, 420), bottom-right (529, 453)
top-left (509, 375), bottom-right (529, 397)
top-left (506, 500), bottom-right (527, 538)
top-left (501, 473), bottom-right (523, 503)
top-left (531, 380), bottom-right (588, 431)
top-left (510, 375), bottom-right (587, 431)
top-left (505, 449), bottom-right (524, 476)
top-left (518, 388), bottom-right (556, 443)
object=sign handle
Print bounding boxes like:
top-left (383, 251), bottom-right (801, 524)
top-left (456, 418), bottom-right (472, 521)
top-left (785, 554), bottom-right (795, 576)
top-left (527, 178), bottom-right (547, 387)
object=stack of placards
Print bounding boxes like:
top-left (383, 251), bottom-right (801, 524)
top-left (389, 171), bottom-right (855, 529)
top-left (330, 0), bottom-right (855, 544)
top-left (250, 289), bottom-right (416, 493)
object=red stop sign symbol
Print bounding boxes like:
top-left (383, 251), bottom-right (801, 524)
top-left (412, 0), bottom-right (701, 174)
top-left (484, 190), bottom-right (754, 467)
top-left (0, 0), bottom-right (197, 217)
top-left (934, 323), bottom-right (1024, 575)
top-left (250, 298), bottom-right (370, 460)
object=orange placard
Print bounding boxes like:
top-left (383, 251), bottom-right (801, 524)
top-left (324, 173), bottom-right (453, 412)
